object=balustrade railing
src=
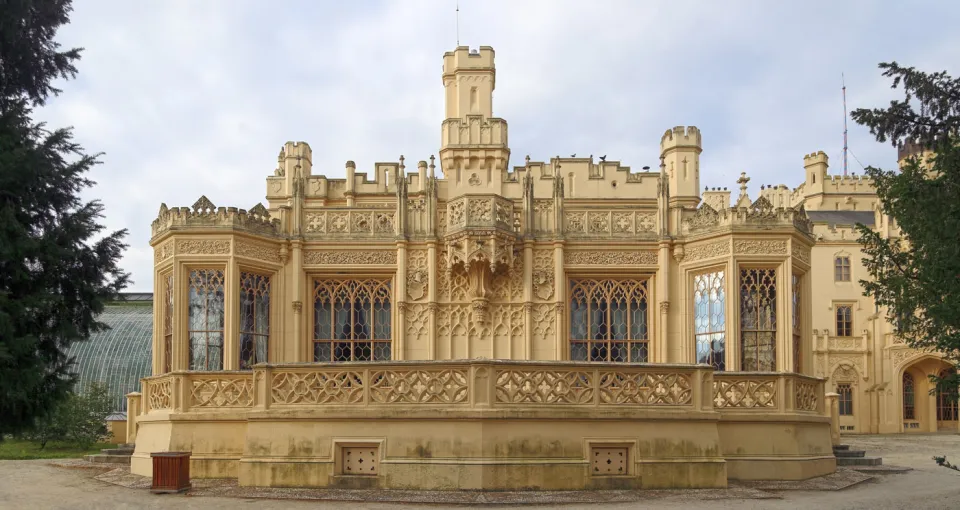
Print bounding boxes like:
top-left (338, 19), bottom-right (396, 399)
top-left (138, 362), bottom-right (824, 416)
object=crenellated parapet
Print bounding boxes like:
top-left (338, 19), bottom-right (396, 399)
top-left (682, 195), bottom-right (813, 237)
top-left (151, 196), bottom-right (280, 240)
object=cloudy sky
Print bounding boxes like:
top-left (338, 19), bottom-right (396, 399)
top-left (40, 0), bottom-right (959, 292)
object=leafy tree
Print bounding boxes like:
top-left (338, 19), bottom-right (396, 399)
top-left (25, 381), bottom-right (114, 448)
top-left (0, 0), bottom-right (129, 437)
top-left (851, 63), bottom-right (960, 394)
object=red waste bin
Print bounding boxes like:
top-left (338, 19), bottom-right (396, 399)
top-left (150, 451), bottom-right (191, 493)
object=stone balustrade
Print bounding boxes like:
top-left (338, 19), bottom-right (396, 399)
top-left (139, 361), bottom-right (824, 415)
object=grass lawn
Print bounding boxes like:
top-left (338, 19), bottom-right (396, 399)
top-left (0, 439), bottom-right (115, 460)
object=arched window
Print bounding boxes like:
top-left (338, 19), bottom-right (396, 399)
top-left (569, 279), bottom-right (650, 363)
top-left (937, 368), bottom-right (958, 421)
top-left (903, 372), bottom-right (916, 420)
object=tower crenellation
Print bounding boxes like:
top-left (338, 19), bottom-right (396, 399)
top-left (660, 126), bottom-right (702, 205)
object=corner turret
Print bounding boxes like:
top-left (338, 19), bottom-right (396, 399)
top-left (660, 126), bottom-right (702, 208)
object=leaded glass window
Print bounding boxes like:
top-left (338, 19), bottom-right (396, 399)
top-left (792, 273), bottom-right (801, 373)
top-left (163, 273), bottom-right (173, 373)
top-left (188, 269), bottom-right (225, 370)
top-left (834, 256), bottom-right (851, 282)
top-left (313, 279), bottom-right (392, 362)
top-left (239, 272), bottom-right (270, 370)
top-left (837, 383), bottom-right (853, 416)
top-left (836, 305), bottom-right (853, 337)
top-left (903, 372), bottom-right (915, 420)
top-left (740, 268), bottom-right (776, 372)
top-left (694, 271), bottom-right (725, 370)
top-left (937, 368), bottom-right (958, 421)
top-left (569, 279), bottom-right (649, 362)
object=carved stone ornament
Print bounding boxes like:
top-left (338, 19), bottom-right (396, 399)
top-left (176, 239), bottom-right (231, 255)
top-left (303, 250), bottom-right (397, 265)
top-left (686, 204), bottom-right (719, 230)
top-left (733, 239), bottom-right (787, 255)
top-left (565, 250), bottom-right (657, 265)
top-left (235, 241), bottom-right (281, 263)
top-left (292, 301), bottom-right (303, 314)
top-left (685, 240), bottom-right (730, 262)
top-left (791, 243), bottom-right (811, 264)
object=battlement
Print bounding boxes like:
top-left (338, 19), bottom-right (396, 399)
top-left (151, 196), bottom-right (280, 240)
top-left (660, 126), bottom-right (702, 150)
top-left (442, 46), bottom-right (496, 75)
top-left (803, 151), bottom-right (828, 167)
top-left (280, 141), bottom-right (312, 163)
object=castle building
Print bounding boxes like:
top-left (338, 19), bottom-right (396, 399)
top-left (129, 46), bottom-right (949, 490)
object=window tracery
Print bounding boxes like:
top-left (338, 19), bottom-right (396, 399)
top-left (163, 273), bottom-right (173, 373)
top-left (239, 272), bottom-right (270, 369)
top-left (694, 271), bottom-right (725, 371)
top-left (739, 268), bottom-right (776, 372)
top-left (792, 273), bottom-right (801, 372)
top-left (569, 279), bottom-right (649, 362)
top-left (937, 368), bottom-right (958, 422)
top-left (313, 279), bottom-right (392, 362)
top-left (188, 269), bottom-right (226, 371)
top-left (903, 372), bottom-right (915, 420)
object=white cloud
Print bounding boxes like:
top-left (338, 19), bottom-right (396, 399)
top-left (35, 0), bottom-right (960, 291)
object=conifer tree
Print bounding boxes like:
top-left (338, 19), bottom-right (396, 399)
top-left (0, 0), bottom-right (129, 436)
top-left (852, 63), bottom-right (960, 393)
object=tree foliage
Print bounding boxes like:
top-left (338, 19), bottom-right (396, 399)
top-left (24, 381), bottom-right (114, 448)
top-left (851, 63), bottom-right (960, 393)
top-left (0, 0), bottom-right (129, 437)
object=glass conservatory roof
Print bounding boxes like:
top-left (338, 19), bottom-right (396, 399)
top-left (67, 296), bottom-right (153, 412)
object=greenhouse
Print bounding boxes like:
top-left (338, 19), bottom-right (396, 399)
top-left (67, 293), bottom-right (153, 412)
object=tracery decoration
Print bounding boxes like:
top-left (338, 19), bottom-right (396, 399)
top-left (239, 272), bottom-right (270, 370)
top-left (313, 279), bottom-right (392, 362)
top-left (792, 273), bottom-right (802, 372)
top-left (694, 271), bottom-right (725, 371)
top-left (569, 279), bottom-right (650, 363)
top-left (163, 273), bottom-right (173, 373)
top-left (188, 269), bottom-right (226, 371)
top-left (739, 268), bottom-right (777, 372)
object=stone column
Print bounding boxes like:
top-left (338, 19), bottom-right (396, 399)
top-left (658, 241), bottom-right (671, 363)
top-left (427, 241), bottom-right (438, 360)
top-left (553, 241), bottom-right (565, 359)
top-left (291, 239), bottom-right (304, 362)
top-left (396, 241), bottom-right (407, 360)
top-left (223, 257), bottom-right (239, 370)
top-left (825, 392), bottom-right (841, 445)
top-left (125, 392), bottom-right (141, 444)
top-left (172, 259), bottom-right (186, 371)
top-left (523, 240), bottom-right (534, 359)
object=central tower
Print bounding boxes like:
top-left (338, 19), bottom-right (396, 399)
top-left (439, 46), bottom-right (511, 195)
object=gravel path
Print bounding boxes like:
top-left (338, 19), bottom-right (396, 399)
top-left (1, 434), bottom-right (958, 509)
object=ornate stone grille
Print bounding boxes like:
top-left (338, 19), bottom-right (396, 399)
top-left (694, 271), bottom-right (726, 371)
top-left (591, 447), bottom-right (628, 476)
top-left (313, 279), bottom-right (392, 362)
top-left (739, 269), bottom-right (776, 372)
top-left (569, 279), bottom-right (650, 362)
top-left (239, 272), bottom-right (270, 369)
top-left (341, 446), bottom-right (379, 475)
top-left (188, 269), bottom-right (226, 371)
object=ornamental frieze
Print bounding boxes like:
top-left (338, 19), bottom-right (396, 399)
top-left (684, 240), bottom-right (730, 262)
top-left (306, 210), bottom-right (394, 236)
top-left (564, 211), bottom-right (656, 237)
top-left (303, 250), bottom-right (397, 265)
top-left (154, 241), bottom-right (173, 263)
top-left (565, 250), bottom-right (657, 265)
top-left (733, 239), bottom-right (787, 255)
top-left (791, 244), bottom-right (811, 264)
top-left (175, 239), bottom-right (231, 255)
top-left (235, 241), bottom-right (281, 263)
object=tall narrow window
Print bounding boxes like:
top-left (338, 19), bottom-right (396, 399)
top-left (694, 271), bottom-right (725, 371)
top-left (836, 305), bottom-right (853, 337)
top-left (163, 274), bottom-right (173, 373)
top-left (740, 268), bottom-right (777, 372)
top-left (239, 272), bottom-right (270, 370)
top-left (937, 368), bottom-right (959, 421)
top-left (188, 269), bottom-right (225, 370)
top-left (903, 372), bottom-right (915, 420)
top-left (837, 384), bottom-right (853, 415)
top-left (792, 273), bottom-right (802, 373)
top-left (834, 256), bottom-right (851, 282)
top-left (313, 279), bottom-right (392, 362)
top-left (569, 279), bottom-right (649, 362)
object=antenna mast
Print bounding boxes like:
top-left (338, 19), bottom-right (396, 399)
top-left (842, 73), bottom-right (849, 176)
top-left (456, 1), bottom-right (460, 46)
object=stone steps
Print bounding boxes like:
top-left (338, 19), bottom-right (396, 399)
top-left (83, 453), bottom-right (131, 464)
top-left (100, 448), bottom-right (134, 456)
top-left (833, 444), bottom-right (882, 467)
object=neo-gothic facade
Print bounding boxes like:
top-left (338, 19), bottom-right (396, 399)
top-left (147, 45), bottom-right (951, 451)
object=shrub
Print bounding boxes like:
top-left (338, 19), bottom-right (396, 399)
top-left (24, 381), bottom-right (114, 448)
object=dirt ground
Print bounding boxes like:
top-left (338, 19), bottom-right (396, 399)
top-left (0, 434), bottom-right (958, 509)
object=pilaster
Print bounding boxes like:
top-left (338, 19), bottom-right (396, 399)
top-left (291, 239), bottom-right (304, 362)
top-left (523, 239), bottom-right (534, 359)
top-left (396, 241), bottom-right (407, 361)
top-left (427, 241), bottom-right (438, 360)
top-left (553, 241), bottom-right (565, 360)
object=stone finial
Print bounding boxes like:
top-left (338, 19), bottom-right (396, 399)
top-left (737, 172), bottom-right (750, 196)
top-left (192, 195), bottom-right (216, 215)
